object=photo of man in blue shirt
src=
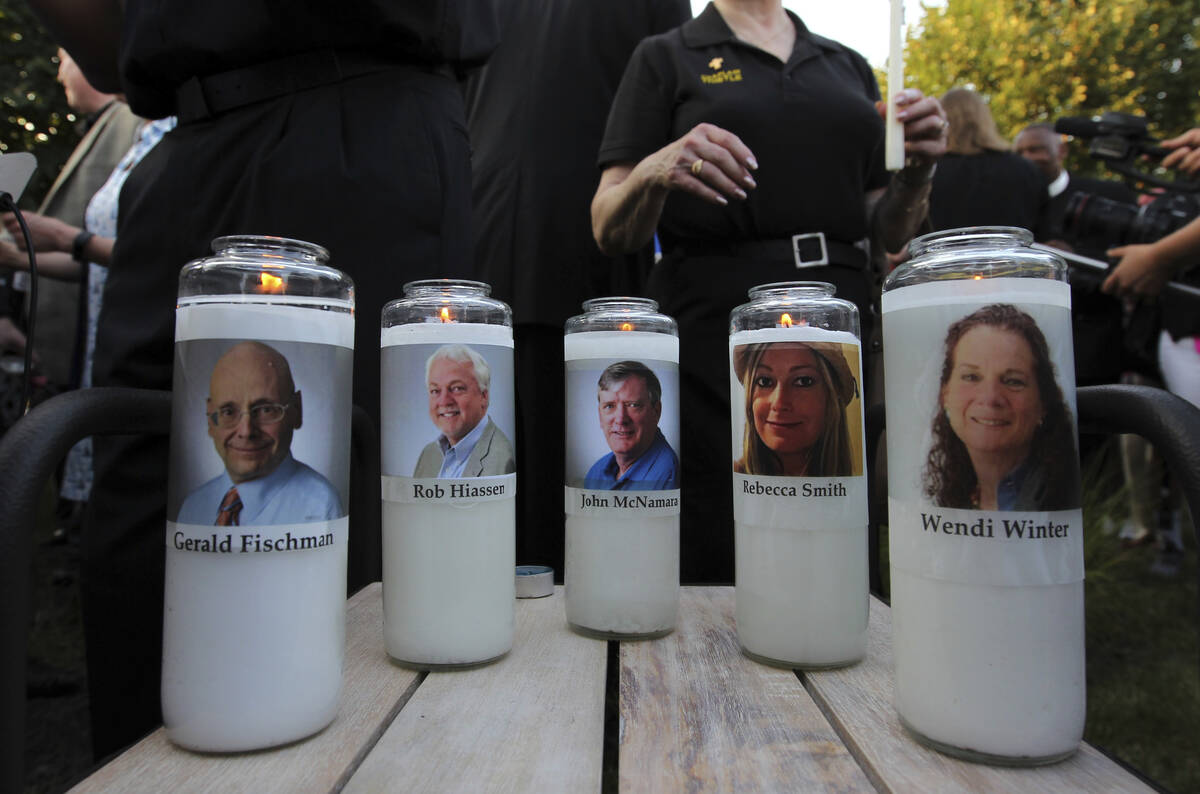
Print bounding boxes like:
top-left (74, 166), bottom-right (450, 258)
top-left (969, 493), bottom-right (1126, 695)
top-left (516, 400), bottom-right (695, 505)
top-left (177, 341), bottom-right (342, 526)
top-left (583, 361), bottom-right (679, 491)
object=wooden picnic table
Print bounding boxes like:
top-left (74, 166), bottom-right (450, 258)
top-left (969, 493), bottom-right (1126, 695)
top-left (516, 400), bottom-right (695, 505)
top-left (70, 585), bottom-right (1151, 793)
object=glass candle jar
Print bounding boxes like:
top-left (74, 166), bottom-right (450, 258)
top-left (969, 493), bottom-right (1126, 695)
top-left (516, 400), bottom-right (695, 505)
top-left (380, 280), bottom-right (515, 667)
top-left (729, 282), bottom-right (868, 668)
top-left (882, 227), bottom-right (1084, 764)
top-left (563, 297), bottom-right (680, 638)
top-left (165, 235), bottom-right (354, 751)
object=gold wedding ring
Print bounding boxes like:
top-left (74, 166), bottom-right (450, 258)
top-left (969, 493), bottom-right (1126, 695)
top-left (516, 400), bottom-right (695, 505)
top-left (691, 158), bottom-right (705, 177)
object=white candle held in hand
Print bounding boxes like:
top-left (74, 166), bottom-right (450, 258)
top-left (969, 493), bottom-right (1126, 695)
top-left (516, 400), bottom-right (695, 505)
top-left (886, 0), bottom-right (906, 171)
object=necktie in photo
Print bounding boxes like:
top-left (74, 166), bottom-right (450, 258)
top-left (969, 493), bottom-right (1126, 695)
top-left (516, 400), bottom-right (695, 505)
top-left (216, 486), bottom-right (243, 526)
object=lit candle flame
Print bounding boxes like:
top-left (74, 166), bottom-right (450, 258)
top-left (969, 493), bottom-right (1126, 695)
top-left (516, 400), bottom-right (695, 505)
top-left (780, 313), bottom-right (793, 328)
top-left (973, 275), bottom-right (983, 280)
top-left (439, 306), bottom-right (452, 323)
top-left (259, 272), bottom-right (284, 292)
top-left (620, 322), bottom-right (634, 332)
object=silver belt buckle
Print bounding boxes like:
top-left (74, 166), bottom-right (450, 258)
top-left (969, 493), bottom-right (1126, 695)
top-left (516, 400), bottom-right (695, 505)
top-left (791, 232), bottom-right (828, 268)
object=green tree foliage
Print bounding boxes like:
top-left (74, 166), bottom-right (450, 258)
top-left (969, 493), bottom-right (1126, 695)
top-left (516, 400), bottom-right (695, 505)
top-left (1, 0), bottom-right (78, 207)
top-left (884, 0), bottom-right (1200, 177)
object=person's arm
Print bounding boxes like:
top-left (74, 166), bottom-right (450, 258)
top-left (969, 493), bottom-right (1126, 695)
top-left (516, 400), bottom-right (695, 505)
top-left (591, 123), bottom-right (757, 255)
top-left (867, 89), bottom-right (949, 255)
top-left (23, 0), bottom-right (123, 92)
top-left (2, 211), bottom-right (114, 266)
top-left (1103, 214), bottom-right (1200, 297)
top-left (0, 240), bottom-right (84, 281)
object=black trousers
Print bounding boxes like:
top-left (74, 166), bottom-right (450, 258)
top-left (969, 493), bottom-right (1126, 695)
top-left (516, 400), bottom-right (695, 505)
top-left (84, 66), bottom-right (473, 758)
top-left (647, 252), bottom-right (877, 584)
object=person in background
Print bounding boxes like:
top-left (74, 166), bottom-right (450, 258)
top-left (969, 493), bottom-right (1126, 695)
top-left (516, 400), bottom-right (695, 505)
top-left (463, 0), bottom-right (690, 577)
top-left (928, 87), bottom-right (1045, 233)
top-left (3, 49), bottom-right (140, 394)
top-left (2, 113), bottom-right (176, 511)
top-left (26, 0), bottom-right (498, 760)
top-left (1014, 122), bottom-right (1142, 391)
top-left (590, 0), bottom-right (946, 582)
top-left (1101, 126), bottom-right (1200, 576)
top-left (1015, 122), bottom-right (1138, 258)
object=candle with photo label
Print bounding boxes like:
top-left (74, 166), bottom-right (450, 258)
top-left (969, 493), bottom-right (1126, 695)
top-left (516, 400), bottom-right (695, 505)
top-left (729, 282), bottom-right (868, 668)
top-left (164, 235), bottom-right (354, 752)
top-left (564, 298), bottom-right (680, 638)
top-left (381, 280), bottom-right (515, 667)
top-left (882, 227), bottom-right (1085, 764)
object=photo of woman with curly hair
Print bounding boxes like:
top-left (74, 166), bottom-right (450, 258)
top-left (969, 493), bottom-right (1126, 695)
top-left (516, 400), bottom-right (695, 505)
top-left (924, 304), bottom-right (1080, 511)
top-left (733, 341), bottom-right (861, 477)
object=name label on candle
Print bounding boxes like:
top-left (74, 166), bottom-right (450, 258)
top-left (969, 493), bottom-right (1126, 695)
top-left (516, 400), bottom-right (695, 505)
top-left (881, 279), bottom-right (1084, 586)
top-left (167, 517), bottom-right (347, 554)
top-left (383, 474), bottom-right (516, 504)
top-left (566, 487), bottom-right (681, 517)
top-left (733, 474), bottom-right (866, 530)
top-left (890, 502), bottom-right (1084, 586)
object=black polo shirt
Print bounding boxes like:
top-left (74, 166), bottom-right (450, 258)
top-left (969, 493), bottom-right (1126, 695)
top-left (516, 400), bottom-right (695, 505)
top-left (118, 0), bottom-right (499, 118)
top-left (598, 2), bottom-right (888, 252)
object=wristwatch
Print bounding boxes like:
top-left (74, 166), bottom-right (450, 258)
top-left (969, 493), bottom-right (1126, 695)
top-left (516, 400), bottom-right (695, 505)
top-left (72, 229), bottom-right (95, 263)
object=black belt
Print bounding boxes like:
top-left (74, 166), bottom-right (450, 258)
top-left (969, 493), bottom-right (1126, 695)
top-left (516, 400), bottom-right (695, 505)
top-left (175, 50), bottom-right (446, 124)
top-left (675, 232), bottom-right (869, 269)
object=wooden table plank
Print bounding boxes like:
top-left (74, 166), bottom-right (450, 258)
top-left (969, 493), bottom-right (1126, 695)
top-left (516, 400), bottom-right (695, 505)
top-left (71, 583), bottom-right (421, 794)
top-left (342, 587), bottom-right (607, 794)
top-left (803, 596), bottom-right (1155, 793)
top-left (619, 587), bottom-right (875, 793)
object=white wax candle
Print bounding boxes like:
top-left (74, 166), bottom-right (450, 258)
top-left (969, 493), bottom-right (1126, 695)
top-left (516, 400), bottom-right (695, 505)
top-left (161, 524), bottom-right (347, 750)
top-left (381, 322), bottom-right (516, 666)
top-left (382, 501), bottom-right (515, 665)
top-left (165, 303), bottom-right (353, 751)
top-left (735, 521), bottom-right (867, 667)
top-left (729, 328), bottom-right (868, 668)
top-left (892, 571), bottom-right (1085, 760)
top-left (885, 0), bottom-right (906, 171)
top-left (564, 331), bottom-right (680, 638)
top-left (564, 516), bottom-right (678, 637)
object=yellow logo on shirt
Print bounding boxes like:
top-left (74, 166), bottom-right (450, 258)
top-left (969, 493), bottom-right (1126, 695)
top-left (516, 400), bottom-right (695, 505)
top-left (701, 68), bottom-right (743, 84)
top-left (709, 57), bottom-right (724, 69)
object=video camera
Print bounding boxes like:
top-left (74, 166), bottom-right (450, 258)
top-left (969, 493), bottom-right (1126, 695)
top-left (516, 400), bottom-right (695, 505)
top-left (1054, 112), bottom-right (1200, 248)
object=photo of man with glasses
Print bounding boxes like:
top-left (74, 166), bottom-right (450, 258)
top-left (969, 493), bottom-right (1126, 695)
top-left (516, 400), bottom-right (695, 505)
top-left (177, 340), bottom-right (342, 525)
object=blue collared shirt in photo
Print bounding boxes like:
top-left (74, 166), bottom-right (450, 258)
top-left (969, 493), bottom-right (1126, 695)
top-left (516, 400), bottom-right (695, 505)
top-left (583, 430), bottom-right (679, 491)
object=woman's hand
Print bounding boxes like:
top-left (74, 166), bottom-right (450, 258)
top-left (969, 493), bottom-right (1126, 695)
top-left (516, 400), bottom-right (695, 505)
top-left (1, 211), bottom-right (78, 253)
top-left (644, 122), bottom-right (758, 206)
top-left (592, 123), bottom-right (757, 254)
top-left (878, 89), bottom-right (948, 168)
